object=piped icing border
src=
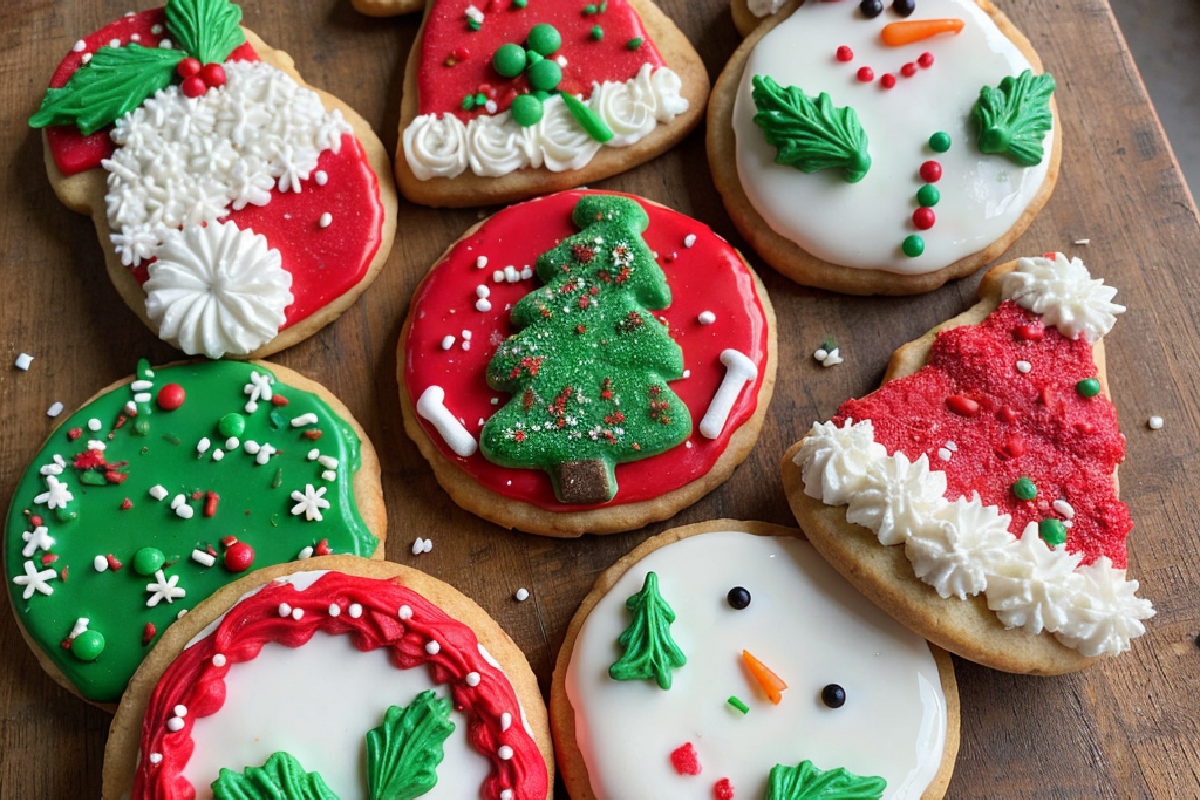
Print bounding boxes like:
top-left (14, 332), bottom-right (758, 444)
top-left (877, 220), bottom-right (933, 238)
top-left (794, 255), bottom-right (1152, 657)
top-left (133, 570), bottom-right (547, 799)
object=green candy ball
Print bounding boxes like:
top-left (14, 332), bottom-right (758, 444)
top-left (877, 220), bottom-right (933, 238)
top-left (1076, 378), bottom-right (1101, 398)
top-left (929, 131), bottom-right (952, 153)
top-left (902, 235), bottom-right (925, 258)
top-left (917, 184), bottom-right (940, 208)
top-left (72, 630), bottom-right (106, 662)
top-left (526, 23), bottom-right (562, 56)
top-left (55, 507), bottom-right (77, 523)
top-left (133, 546), bottom-right (166, 576)
top-left (218, 412), bottom-right (246, 438)
top-left (510, 94), bottom-right (544, 127)
top-left (492, 43), bottom-right (527, 78)
top-left (1012, 477), bottom-right (1037, 501)
top-left (1038, 518), bottom-right (1067, 546)
top-left (527, 58), bottom-right (562, 92)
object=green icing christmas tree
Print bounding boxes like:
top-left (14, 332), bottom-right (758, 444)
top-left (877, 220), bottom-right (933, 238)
top-left (479, 195), bottom-right (691, 504)
top-left (609, 571), bottom-right (687, 690)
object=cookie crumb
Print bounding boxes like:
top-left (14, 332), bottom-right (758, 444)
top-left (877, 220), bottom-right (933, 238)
top-left (515, 587), bottom-right (530, 602)
top-left (14, 353), bottom-right (33, 370)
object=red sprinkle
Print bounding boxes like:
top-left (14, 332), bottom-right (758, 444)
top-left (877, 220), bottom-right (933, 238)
top-left (880, 73), bottom-right (896, 89)
top-left (900, 62), bottom-right (917, 78)
top-left (1001, 436), bottom-right (1025, 459)
top-left (67, 428), bottom-right (83, 441)
top-left (30, 515), bottom-right (43, 527)
top-left (41, 554), bottom-right (58, 566)
top-left (455, 47), bottom-right (470, 60)
top-left (670, 743), bottom-right (702, 776)
top-left (204, 491), bottom-right (220, 518)
top-left (920, 160), bottom-right (943, 182)
top-left (120, 498), bottom-right (133, 510)
top-left (271, 394), bottom-right (290, 407)
top-left (1015, 323), bottom-right (1044, 341)
top-left (314, 538), bottom-right (332, 556)
top-left (856, 66), bottom-right (874, 82)
top-left (224, 542), bottom-right (255, 572)
top-left (60, 566), bottom-right (69, 582)
top-left (714, 778), bottom-right (735, 800)
top-left (918, 51), bottom-right (935, 68)
top-left (1075, 421), bottom-right (1096, 435)
top-left (107, 554), bottom-right (124, 571)
top-left (836, 45), bottom-right (854, 61)
top-left (946, 394), bottom-right (980, 416)
top-left (997, 407), bottom-right (1018, 424)
top-left (142, 622), bottom-right (157, 646)
top-left (302, 430), bottom-right (324, 440)
top-left (157, 383), bottom-right (186, 410)
top-left (913, 207), bottom-right (936, 230)
top-left (191, 490), bottom-right (204, 501)
top-left (221, 535), bottom-right (239, 547)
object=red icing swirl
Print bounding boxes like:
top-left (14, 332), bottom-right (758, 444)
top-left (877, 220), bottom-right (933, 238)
top-left (403, 190), bottom-right (771, 510)
top-left (133, 571), bottom-right (548, 800)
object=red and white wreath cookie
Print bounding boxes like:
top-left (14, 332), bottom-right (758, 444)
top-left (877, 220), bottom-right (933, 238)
top-left (31, 0), bottom-right (397, 359)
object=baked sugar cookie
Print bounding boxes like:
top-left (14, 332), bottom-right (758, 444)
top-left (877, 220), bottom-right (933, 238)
top-left (399, 191), bottom-right (776, 536)
top-left (103, 557), bottom-right (552, 799)
top-left (397, 0), bottom-right (708, 207)
top-left (551, 520), bottom-right (959, 799)
top-left (784, 254), bottom-right (1154, 674)
top-left (708, 0), bottom-right (1060, 295)
top-left (31, 0), bottom-right (397, 358)
top-left (4, 360), bottom-right (385, 707)
top-left (352, 0), bottom-right (424, 18)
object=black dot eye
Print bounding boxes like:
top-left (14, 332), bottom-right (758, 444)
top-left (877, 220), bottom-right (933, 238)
top-left (859, 0), bottom-right (883, 18)
top-left (821, 683), bottom-right (846, 708)
top-left (726, 586), bottom-right (751, 610)
top-left (892, 0), bottom-right (916, 16)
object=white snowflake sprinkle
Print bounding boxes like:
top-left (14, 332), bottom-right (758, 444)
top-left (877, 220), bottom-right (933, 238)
top-left (13, 560), bottom-right (56, 599)
top-left (290, 484), bottom-right (330, 521)
top-left (21, 527), bottom-right (55, 558)
top-left (34, 475), bottom-right (73, 509)
top-left (144, 570), bottom-right (185, 607)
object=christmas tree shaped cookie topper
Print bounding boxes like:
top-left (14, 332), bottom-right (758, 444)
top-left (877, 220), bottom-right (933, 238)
top-left (479, 195), bottom-right (692, 505)
top-left (609, 571), bottom-right (687, 690)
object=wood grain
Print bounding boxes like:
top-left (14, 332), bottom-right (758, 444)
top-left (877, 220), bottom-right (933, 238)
top-left (1, 0), bottom-right (1198, 797)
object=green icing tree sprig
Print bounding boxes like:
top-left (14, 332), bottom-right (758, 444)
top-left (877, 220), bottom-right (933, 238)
top-left (609, 571), bottom-right (687, 690)
top-left (750, 75), bottom-right (871, 183)
top-left (212, 752), bottom-right (339, 800)
top-left (764, 760), bottom-right (887, 800)
top-left (972, 69), bottom-right (1056, 167)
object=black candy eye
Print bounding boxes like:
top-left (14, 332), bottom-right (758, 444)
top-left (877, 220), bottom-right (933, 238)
top-left (727, 586), bottom-right (751, 610)
top-left (821, 683), bottom-right (846, 708)
top-left (892, 0), bottom-right (916, 16)
top-left (859, 0), bottom-right (883, 18)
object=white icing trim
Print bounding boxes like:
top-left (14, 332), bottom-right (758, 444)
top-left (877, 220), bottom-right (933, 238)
top-left (417, 386), bottom-right (478, 457)
top-left (1001, 253), bottom-right (1124, 343)
top-left (796, 419), bottom-right (1153, 656)
top-left (403, 65), bottom-right (688, 180)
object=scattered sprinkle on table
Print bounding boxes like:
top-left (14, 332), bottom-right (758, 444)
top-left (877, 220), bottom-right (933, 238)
top-left (14, 353), bottom-right (33, 370)
top-left (1148, 415), bottom-right (1163, 430)
top-left (515, 587), bottom-right (530, 602)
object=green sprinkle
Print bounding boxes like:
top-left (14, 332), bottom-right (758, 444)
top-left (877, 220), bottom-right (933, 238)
top-left (55, 507), bottom-right (77, 523)
top-left (1039, 518), bottom-right (1067, 546)
top-left (590, 24), bottom-right (604, 40)
top-left (929, 131), bottom-right (952, 153)
top-left (271, 467), bottom-right (283, 489)
top-left (600, 1), bottom-right (607, 10)
top-left (1012, 477), bottom-right (1037, 501)
top-left (917, 184), bottom-right (940, 208)
top-left (132, 547), bottom-right (166, 576)
top-left (625, 37), bottom-right (643, 51)
top-left (162, 433), bottom-right (181, 445)
top-left (134, 418), bottom-right (150, 436)
top-left (511, 0), bottom-right (526, 7)
top-left (71, 630), bottom-right (106, 662)
top-left (1076, 378), bottom-right (1101, 397)
top-left (461, 94), bottom-right (476, 110)
top-left (79, 471), bottom-right (108, 486)
top-left (218, 412), bottom-right (246, 438)
top-left (583, 3), bottom-right (597, 13)
top-left (559, 91), bottom-right (614, 142)
top-left (902, 235), bottom-right (925, 258)
top-left (269, 409), bottom-right (286, 430)
top-left (493, 42), bottom-right (527, 78)
top-left (468, 19), bottom-right (482, 31)
top-left (475, 92), bottom-right (488, 106)
top-left (728, 696), bottom-right (750, 714)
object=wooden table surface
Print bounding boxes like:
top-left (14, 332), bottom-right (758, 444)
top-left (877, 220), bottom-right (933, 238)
top-left (3, 0), bottom-right (1199, 796)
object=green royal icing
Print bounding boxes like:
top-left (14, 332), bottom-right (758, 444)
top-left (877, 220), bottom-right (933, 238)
top-left (212, 751), bottom-right (339, 800)
top-left (750, 75), bottom-right (871, 183)
top-left (609, 571), bottom-right (687, 690)
top-left (366, 690), bottom-right (456, 800)
top-left (971, 69), bottom-right (1056, 167)
top-left (4, 360), bottom-right (376, 703)
top-left (764, 760), bottom-right (887, 800)
top-left (479, 196), bottom-right (691, 504)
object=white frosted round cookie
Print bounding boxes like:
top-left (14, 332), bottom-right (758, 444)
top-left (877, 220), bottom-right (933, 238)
top-left (551, 520), bottom-right (959, 800)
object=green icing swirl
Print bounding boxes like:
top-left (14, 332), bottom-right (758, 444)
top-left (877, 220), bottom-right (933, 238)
top-left (765, 760), bottom-right (886, 800)
top-left (212, 751), bottom-right (339, 800)
top-left (4, 361), bottom-right (376, 703)
top-left (608, 571), bottom-right (687, 690)
top-left (972, 70), bottom-right (1056, 167)
top-left (750, 75), bottom-right (871, 183)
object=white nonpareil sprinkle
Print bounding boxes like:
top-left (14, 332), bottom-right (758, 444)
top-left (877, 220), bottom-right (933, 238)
top-left (498, 746), bottom-right (514, 761)
top-left (501, 791), bottom-right (513, 800)
top-left (14, 353), bottom-right (33, 370)
top-left (814, 348), bottom-right (828, 362)
top-left (465, 671), bottom-right (481, 687)
top-left (109, 38), bottom-right (121, 47)
top-left (307, 448), bottom-right (321, 461)
top-left (225, 436), bottom-right (240, 450)
top-left (821, 348), bottom-right (843, 367)
top-left (196, 437), bottom-right (211, 455)
top-left (515, 587), bottom-right (530, 602)
top-left (191, 549), bottom-right (216, 567)
top-left (87, 418), bottom-right (102, 431)
top-left (1016, 360), bottom-right (1032, 374)
top-left (476, 255), bottom-right (488, 268)
top-left (318, 212), bottom-right (333, 228)
top-left (441, 335), bottom-right (456, 350)
top-left (321, 469), bottom-right (337, 482)
top-left (1052, 499), bottom-right (1075, 519)
top-left (87, 440), bottom-right (106, 451)
top-left (167, 717), bottom-right (184, 732)
top-left (476, 298), bottom-right (492, 312)
top-left (328, 603), bottom-right (341, 617)
top-left (500, 712), bottom-right (512, 731)
top-left (149, 753), bottom-right (163, 765)
top-left (70, 618), bottom-right (90, 638)
top-left (170, 493), bottom-right (186, 508)
top-left (697, 310), bottom-right (716, 325)
top-left (484, 100), bottom-right (498, 114)
top-left (211, 653), bottom-right (227, 667)
top-left (683, 233), bottom-right (697, 248)
top-left (73, 40), bottom-right (86, 52)
top-left (425, 640), bottom-right (441, 655)
top-left (521, 265), bottom-right (533, 280)
top-left (314, 170), bottom-right (328, 186)
top-left (476, 284), bottom-right (491, 299)
top-left (244, 440), bottom-right (261, 455)
top-left (94, 555), bottom-right (109, 572)
top-left (211, 449), bottom-right (225, 462)
top-left (291, 413), bottom-right (319, 427)
top-left (318, 455), bottom-right (339, 469)
top-left (174, 705), bottom-right (188, 718)
top-left (348, 603), bottom-right (363, 618)
top-left (134, 392), bottom-right (151, 403)
top-left (937, 447), bottom-right (952, 462)
top-left (292, 608), bottom-right (304, 621)
top-left (946, 440), bottom-right (957, 452)
top-left (124, 400), bottom-right (138, 415)
top-left (398, 605), bottom-right (413, 620)
top-left (149, 485), bottom-right (168, 501)
top-left (131, 379), bottom-right (153, 391)
top-left (175, 504), bottom-right (194, 520)
top-left (1148, 415), bottom-right (1163, 430)
top-left (492, 269), bottom-right (506, 283)
top-left (462, 329), bottom-right (472, 340)
top-left (256, 443), bottom-right (277, 465)
top-left (297, 546), bottom-right (314, 560)
top-left (411, 536), bottom-right (433, 555)
top-left (278, 603), bottom-right (292, 617)
top-left (462, 340), bottom-right (471, 352)
top-left (81, 52), bottom-right (93, 63)
top-left (47, 402), bottom-right (64, 417)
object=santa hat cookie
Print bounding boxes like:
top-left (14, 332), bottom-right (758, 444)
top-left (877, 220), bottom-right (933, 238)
top-left (783, 254), bottom-right (1154, 674)
top-left (30, 0), bottom-right (398, 359)
top-left (396, 0), bottom-right (709, 207)
top-left (3, 360), bottom-right (386, 707)
top-left (708, 0), bottom-right (1061, 295)
top-left (398, 190), bottom-right (777, 536)
top-left (550, 520), bottom-right (960, 799)
top-left (102, 557), bottom-right (553, 799)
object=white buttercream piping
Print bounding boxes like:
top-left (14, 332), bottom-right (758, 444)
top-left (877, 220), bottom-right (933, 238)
top-left (1001, 253), bottom-right (1124, 343)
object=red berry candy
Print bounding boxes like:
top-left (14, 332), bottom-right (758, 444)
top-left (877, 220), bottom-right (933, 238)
top-left (177, 57), bottom-right (201, 78)
top-left (670, 743), bottom-right (702, 776)
top-left (913, 207), bottom-right (936, 230)
top-left (714, 778), bottom-right (736, 800)
top-left (156, 383), bottom-right (186, 410)
top-left (918, 51), bottom-right (935, 68)
top-left (836, 45), bottom-right (854, 62)
top-left (856, 66), bottom-right (875, 82)
top-left (181, 75), bottom-right (207, 98)
top-left (200, 62), bottom-right (226, 89)
top-left (224, 542), bottom-right (255, 572)
top-left (900, 62), bottom-right (917, 78)
top-left (880, 73), bottom-right (896, 89)
top-left (919, 160), bottom-right (943, 182)
top-left (1014, 323), bottom-right (1044, 341)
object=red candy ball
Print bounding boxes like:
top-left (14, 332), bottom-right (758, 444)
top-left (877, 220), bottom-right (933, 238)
top-left (181, 76), bottom-right (206, 98)
top-left (880, 73), bottom-right (896, 89)
top-left (913, 207), bottom-right (936, 230)
top-left (856, 66), bottom-right (875, 82)
top-left (200, 62), bottom-right (226, 89)
top-left (919, 160), bottom-right (943, 182)
top-left (156, 383), bottom-right (186, 410)
top-left (918, 51), bottom-right (935, 68)
top-left (836, 45), bottom-right (854, 62)
top-left (900, 62), bottom-right (917, 78)
top-left (224, 542), bottom-right (254, 572)
top-left (176, 57), bottom-right (201, 78)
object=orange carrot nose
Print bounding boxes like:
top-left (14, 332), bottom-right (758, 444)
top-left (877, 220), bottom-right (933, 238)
top-left (742, 649), bottom-right (788, 705)
top-left (881, 18), bottom-right (965, 47)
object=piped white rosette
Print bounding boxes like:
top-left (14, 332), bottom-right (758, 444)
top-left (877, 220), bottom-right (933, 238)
top-left (403, 64), bottom-right (688, 180)
top-left (102, 60), bottom-right (354, 358)
top-left (794, 255), bottom-right (1152, 657)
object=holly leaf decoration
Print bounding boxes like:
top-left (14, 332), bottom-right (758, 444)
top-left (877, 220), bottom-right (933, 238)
top-left (972, 70), bottom-right (1056, 167)
top-left (166, 0), bottom-right (246, 65)
top-left (764, 760), bottom-right (886, 800)
top-left (211, 751), bottom-right (340, 800)
top-left (29, 44), bottom-right (183, 134)
top-left (608, 571), bottom-right (687, 690)
top-left (365, 690), bottom-right (456, 800)
top-left (750, 75), bottom-right (871, 183)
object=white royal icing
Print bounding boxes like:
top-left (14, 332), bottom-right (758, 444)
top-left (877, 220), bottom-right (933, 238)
top-left (795, 420), bottom-right (1154, 656)
top-left (403, 65), bottom-right (688, 180)
top-left (732, 0), bottom-right (1055, 274)
top-left (1001, 253), bottom-right (1124, 343)
top-left (565, 531), bottom-right (948, 800)
top-left (144, 221), bottom-right (293, 359)
top-left (104, 59), bottom-right (353, 267)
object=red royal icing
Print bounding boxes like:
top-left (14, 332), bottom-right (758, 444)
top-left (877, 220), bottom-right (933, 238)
top-left (418, 0), bottom-right (665, 119)
top-left (133, 571), bottom-right (548, 800)
top-left (404, 190), bottom-right (770, 511)
top-left (834, 300), bottom-right (1130, 567)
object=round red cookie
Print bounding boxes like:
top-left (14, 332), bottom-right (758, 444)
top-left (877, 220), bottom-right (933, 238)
top-left (398, 190), bottom-right (777, 536)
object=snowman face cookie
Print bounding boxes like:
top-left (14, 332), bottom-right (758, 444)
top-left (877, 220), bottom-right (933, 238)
top-left (31, 0), bottom-right (397, 358)
top-left (551, 522), bottom-right (959, 800)
top-left (709, 0), bottom-right (1059, 294)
